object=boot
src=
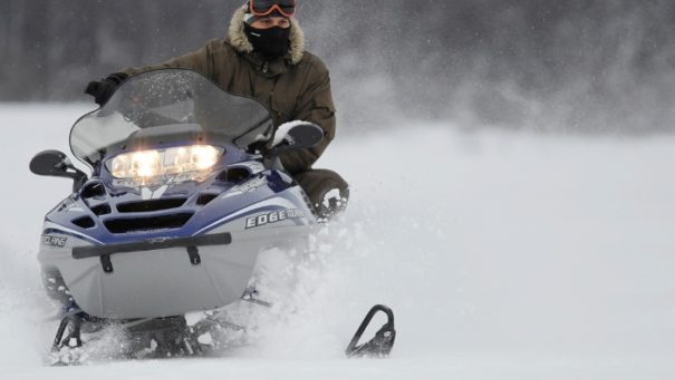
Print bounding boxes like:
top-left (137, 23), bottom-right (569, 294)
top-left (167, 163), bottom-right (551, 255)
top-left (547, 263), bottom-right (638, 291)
top-left (294, 169), bottom-right (349, 220)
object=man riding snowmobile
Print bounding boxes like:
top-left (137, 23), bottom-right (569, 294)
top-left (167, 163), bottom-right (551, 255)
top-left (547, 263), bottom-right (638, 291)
top-left (31, 1), bottom-right (396, 362)
top-left (85, 0), bottom-right (348, 220)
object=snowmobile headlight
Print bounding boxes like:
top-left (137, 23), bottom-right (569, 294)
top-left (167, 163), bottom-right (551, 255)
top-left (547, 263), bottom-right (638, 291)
top-left (162, 145), bottom-right (222, 174)
top-left (110, 150), bottom-right (161, 179)
top-left (108, 145), bottom-right (223, 182)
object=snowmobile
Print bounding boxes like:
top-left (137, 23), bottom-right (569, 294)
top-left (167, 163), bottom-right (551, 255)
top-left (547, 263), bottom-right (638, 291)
top-left (29, 69), bottom-right (395, 364)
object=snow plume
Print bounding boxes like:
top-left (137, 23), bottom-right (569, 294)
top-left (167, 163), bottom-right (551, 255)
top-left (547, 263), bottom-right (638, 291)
top-left (300, 1), bottom-right (675, 135)
top-left (236, 222), bottom-right (377, 359)
top-left (228, 124), bottom-right (675, 371)
top-left (315, 126), bottom-right (675, 361)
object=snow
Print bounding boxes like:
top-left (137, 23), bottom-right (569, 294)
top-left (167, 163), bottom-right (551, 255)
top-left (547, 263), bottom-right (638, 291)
top-left (1, 104), bottom-right (675, 379)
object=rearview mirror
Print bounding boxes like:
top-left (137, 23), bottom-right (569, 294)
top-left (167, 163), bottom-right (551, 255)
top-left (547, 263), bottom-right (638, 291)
top-left (270, 121), bottom-right (324, 155)
top-left (30, 150), bottom-right (87, 192)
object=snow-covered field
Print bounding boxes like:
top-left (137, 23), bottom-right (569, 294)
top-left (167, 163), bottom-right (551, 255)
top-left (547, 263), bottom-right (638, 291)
top-left (1, 104), bottom-right (674, 379)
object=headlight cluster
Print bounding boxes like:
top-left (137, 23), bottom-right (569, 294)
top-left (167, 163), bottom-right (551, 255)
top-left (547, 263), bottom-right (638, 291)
top-left (108, 145), bottom-right (223, 184)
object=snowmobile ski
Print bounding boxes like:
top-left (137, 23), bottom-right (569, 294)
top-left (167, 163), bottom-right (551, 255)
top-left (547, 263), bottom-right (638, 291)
top-left (345, 305), bottom-right (396, 358)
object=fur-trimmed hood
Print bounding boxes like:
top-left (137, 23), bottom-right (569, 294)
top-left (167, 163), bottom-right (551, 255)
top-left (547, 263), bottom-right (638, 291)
top-left (227, 4), bottom-right (305, 65)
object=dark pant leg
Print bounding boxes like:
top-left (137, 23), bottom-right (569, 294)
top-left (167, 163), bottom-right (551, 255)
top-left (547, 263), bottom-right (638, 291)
top-left (294, 169), bottom-right (349, 219)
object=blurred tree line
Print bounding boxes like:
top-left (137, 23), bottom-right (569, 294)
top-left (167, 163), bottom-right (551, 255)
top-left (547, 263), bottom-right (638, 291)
top-left (1, 0), bottom-right (674, 133)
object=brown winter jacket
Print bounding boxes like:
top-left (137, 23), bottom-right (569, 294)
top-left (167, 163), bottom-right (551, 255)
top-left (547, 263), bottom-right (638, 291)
top-left (122, 5), bottom-right (336, 175)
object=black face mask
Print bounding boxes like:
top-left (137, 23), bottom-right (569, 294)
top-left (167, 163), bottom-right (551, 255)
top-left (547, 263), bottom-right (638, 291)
top-left (244, 24), bottom-right (291, 61)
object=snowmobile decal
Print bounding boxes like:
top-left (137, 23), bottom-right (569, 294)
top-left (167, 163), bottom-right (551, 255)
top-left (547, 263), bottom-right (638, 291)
top-left (42, 234), bottom-right (68, 248)
top-left (141, 185), bottom-right (169, 200)
top-left (222, 176), bottom-right (268, 198)
top-left (245, 209), bottom-right (304, 229)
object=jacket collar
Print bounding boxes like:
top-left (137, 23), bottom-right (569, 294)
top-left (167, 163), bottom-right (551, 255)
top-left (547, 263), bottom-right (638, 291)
top-left (227, 4), bottom-right (305, 66)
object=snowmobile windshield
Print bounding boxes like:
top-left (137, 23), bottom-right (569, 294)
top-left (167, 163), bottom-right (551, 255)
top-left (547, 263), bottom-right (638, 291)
top-left (70, 69), bottom-right (274, 167)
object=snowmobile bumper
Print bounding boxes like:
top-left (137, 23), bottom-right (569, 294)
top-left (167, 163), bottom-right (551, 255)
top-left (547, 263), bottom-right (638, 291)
top-left (72, 232), bottom-right (233, 273)
top-left (39, 226), bottom-right (311, 320)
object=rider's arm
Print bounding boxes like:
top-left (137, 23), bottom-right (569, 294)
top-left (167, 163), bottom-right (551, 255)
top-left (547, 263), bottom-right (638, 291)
top-left (280, 56), bottom-right (337, 175)
top-left (122, 39), bottom-right (223, 78)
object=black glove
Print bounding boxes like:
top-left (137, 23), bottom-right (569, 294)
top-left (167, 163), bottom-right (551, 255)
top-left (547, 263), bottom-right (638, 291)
top-left (85, 72), bottom-right (129, 106)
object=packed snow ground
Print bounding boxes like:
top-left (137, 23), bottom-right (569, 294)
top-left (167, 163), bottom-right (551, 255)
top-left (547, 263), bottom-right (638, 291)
top-left (1, 104), bottom-right (674, 379)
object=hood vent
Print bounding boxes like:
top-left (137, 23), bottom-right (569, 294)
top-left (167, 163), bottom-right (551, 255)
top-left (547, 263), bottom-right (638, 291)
top-left (91, 204), bottom-right (112, 216)
top-left (197, 193), bottom-right (218, 206)
top-left (219, 168), bottom-right (251, 183)
top-left (72, 216), bottom-right (95, 229)
top-left (117, 198), bottom-right (187, 213)
top-left (104, 213), bottom-right (194, 234)
top-left (81, 182), bottom-right (106, 200)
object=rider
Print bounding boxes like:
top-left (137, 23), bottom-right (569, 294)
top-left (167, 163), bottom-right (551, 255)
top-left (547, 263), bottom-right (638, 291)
top-left (85, 1), bottom-right (348, 219)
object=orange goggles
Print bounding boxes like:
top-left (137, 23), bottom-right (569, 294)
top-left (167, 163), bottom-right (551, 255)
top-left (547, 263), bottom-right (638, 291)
top-left (249, 0), bottom-right (297, 18)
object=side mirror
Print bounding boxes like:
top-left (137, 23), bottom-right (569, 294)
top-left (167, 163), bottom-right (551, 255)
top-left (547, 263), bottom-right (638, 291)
top-left (269, 121), bottom-right (324, 156)
top-left (29, 150), bottom-right (87, 192)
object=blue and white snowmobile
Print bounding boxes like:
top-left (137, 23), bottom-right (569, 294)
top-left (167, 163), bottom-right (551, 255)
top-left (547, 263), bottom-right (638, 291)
top-left (29, 69), bottom-right (394, 363)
